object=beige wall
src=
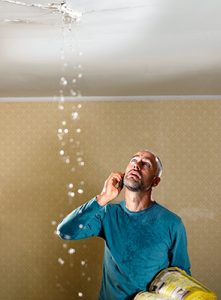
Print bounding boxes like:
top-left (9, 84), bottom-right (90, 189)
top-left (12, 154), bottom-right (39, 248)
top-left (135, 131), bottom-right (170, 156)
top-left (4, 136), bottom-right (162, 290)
top-left (0, 100), bottom-right (220, 300)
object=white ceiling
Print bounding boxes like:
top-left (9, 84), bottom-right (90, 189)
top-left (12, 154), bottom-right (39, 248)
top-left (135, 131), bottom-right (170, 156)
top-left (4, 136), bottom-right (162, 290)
top-left (1, 0), bottom-right (221, 98)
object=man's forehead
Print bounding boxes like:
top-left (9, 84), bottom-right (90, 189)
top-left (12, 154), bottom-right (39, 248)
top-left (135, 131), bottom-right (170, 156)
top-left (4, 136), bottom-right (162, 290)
top-left (132, 150), bottom-right (156, 161)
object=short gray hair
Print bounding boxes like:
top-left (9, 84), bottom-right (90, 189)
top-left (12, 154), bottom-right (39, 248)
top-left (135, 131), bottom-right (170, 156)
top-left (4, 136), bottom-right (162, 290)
top-left (143, 149), bottom-right (163, 178)
top-left (155, 156), bottom-right (163, 178)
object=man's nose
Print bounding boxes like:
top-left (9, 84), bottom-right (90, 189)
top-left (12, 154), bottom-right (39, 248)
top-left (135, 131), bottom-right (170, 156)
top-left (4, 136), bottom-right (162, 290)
top-left (133, 161), bottom-right (141, 170)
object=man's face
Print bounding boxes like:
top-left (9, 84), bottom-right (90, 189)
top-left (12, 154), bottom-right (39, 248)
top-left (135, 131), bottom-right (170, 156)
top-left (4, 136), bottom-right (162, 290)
top-left (123, 150), bottom-right (159, 192)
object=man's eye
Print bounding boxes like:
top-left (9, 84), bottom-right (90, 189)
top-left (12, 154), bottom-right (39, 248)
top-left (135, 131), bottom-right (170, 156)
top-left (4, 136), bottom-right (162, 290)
top-left (144, 162), bottom-right (151, 168)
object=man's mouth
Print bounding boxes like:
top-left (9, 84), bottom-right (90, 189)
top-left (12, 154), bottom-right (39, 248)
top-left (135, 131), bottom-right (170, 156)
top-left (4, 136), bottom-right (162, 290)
top-left (127, 170), bottom-right (141, 179)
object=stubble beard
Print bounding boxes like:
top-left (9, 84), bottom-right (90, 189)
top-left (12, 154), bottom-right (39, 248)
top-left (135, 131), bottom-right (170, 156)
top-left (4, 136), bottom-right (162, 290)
top-left (123, 176), bottom-right (148, 192)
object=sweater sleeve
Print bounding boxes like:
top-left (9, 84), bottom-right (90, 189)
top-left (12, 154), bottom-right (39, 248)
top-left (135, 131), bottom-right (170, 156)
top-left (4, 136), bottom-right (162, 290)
top-left (56, 197), bottom-right (106, 240)
top-left (168, 220), bottom-right (191, 276)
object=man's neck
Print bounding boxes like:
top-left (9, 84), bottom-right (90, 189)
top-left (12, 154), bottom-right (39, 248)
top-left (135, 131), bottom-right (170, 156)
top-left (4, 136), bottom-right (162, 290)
top-left (124, 189), bottom-right (153, 212)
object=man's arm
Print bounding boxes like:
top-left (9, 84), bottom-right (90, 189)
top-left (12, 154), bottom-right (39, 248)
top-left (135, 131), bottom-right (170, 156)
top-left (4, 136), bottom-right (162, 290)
top-left (56, 197), bottom-right (105, 240)
top-left (57, 172), bottom-right (124, 241)
top-left (168, 220), bottom-right (191, 275)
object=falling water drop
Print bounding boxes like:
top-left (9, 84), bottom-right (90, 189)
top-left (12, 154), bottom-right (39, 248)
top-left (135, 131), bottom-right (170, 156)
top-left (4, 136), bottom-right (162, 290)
top-left (62, 121), bottom-right (66, 126)
top-left (65, 157), bottom-right (70, 164)
top-left (68, 183), bottom-right (74, 189)
top-left (76, 128), bottom-right (81, 133)
top-left (58, 258), bottom-right (65, 265)
top-left (78, 292), bottom-right (83, 297)
top-left (70, 89), bottom-right (77, 96)
top-left (51, 220), bottom-right (57, 225)
top-left (71, 112), bottom-right (79, 120)
top-left (78, 189), bottom-right (84, 194)
top-left (68, 248), bottom-right (76, 254)
top-left (58, 104), bottom-right (64, 110)
top-left (59, 150), bottom-right (65, 156)
top-left (81, 260), bottom-right (86, 266)
top-left (79, 224), bottom-right (83, 229)
top-left (60, 77), bottom-right (68, 86)
top-left (78, 73), bottom-right (83, 79)
top-left (64, 128), bottom-right (69, 134)
top-left (68, 191), bottom-right (75, 197)
top-left (77, 104), bottom-right (82, 109)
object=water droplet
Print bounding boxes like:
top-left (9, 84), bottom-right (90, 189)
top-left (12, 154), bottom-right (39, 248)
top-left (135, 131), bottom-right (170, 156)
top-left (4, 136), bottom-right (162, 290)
top-left (69, 138), bottom-right (74, 143)
top-left (62, 243), bottom-right (67, 248)
top-left (58, 258), bottom-right (65, 265)
top-left (64, 234), bottom-right (71, 239)
top-left (79, 161), bottom-right (85, 166)
top-left (51, 220), bottom-right (57, 225)
top-left (70, 89), bottom-right (77, 96)
top-left (68, 191), bottom-right (75, 197)
top-left (77, 157), bottom-right (82, 162)
top-left (76, 128), bottom-right (81, 133)
top-left (60, 77), bottom-right (68, 86)
top-left (64, 128), bottom-right (69, 134)
top-left (80, 181), bottom-right (85, 185)
top-left (77, 104), bottom-right (82, 109)
top-left (79, 224), bottom-right (83, 229)
top-left (78, 292), bottom-right (83, 297)
top-left (71, 167), bottom-right (76, 172)
top-left (58, 104), bottom-right (64, 110)
top-left (87, 277), bottom-right (91, 281)
top-left (81, 260), bottom-right (86, 266)
top-left (78, 189), bottom-right (84, 194)
top-left (72, 78), bottom-right (77, 84)
top-left (65, 157), bottom-right (70, 164)
top-left (71, 112), bottom-right (78, 120)
top-left (78, 73), bottom-right (83, 79)
top-left (62, 121), bottom-right (66, 126)
top-left (68, 248), bottom-right (76, 254)
top-left (58, 128), bottom-right (63, 133)
top-left (59, 150), bottom-right (65, 156)
top-left (68, 183), bottom-right (74, 189)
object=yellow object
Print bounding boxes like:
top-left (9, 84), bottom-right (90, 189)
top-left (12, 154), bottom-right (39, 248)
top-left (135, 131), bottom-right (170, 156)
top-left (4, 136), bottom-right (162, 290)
top-left (134, 291), bottom-right (168, 299)
top-left (149, 267), bottom-right (217, 300)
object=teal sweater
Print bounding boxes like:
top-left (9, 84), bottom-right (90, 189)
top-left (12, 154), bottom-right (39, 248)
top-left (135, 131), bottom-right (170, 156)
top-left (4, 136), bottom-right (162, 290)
top-left (57, 197), bottom-right (191, 300)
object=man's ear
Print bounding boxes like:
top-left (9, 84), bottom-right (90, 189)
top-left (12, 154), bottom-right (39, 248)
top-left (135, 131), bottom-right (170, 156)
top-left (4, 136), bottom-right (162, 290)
top-left (153, 176), bottom-right (161, 187)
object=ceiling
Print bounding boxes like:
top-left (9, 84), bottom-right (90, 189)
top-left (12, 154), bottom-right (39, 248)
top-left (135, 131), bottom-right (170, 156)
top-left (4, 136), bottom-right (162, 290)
top-left (1, 0), bottom-right (221, 98)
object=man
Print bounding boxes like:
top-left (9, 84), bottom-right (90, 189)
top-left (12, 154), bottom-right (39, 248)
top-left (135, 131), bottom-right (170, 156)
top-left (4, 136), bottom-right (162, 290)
top-left (57, 149), bottom-right (191, 300)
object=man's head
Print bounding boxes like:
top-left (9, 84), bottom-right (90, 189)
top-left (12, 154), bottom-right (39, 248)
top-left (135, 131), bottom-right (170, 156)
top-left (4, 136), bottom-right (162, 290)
top-left (123, 149), bottom-right (162, 192)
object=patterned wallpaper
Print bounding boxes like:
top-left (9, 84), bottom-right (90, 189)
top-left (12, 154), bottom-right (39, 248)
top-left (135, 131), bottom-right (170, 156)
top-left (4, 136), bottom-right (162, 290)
top-left (0, 100), bottom-right (220, 300)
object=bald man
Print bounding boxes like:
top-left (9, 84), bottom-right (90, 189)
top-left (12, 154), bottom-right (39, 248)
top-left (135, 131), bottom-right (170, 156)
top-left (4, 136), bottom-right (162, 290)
top-left (57, 150), bottom-right (191, 300)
